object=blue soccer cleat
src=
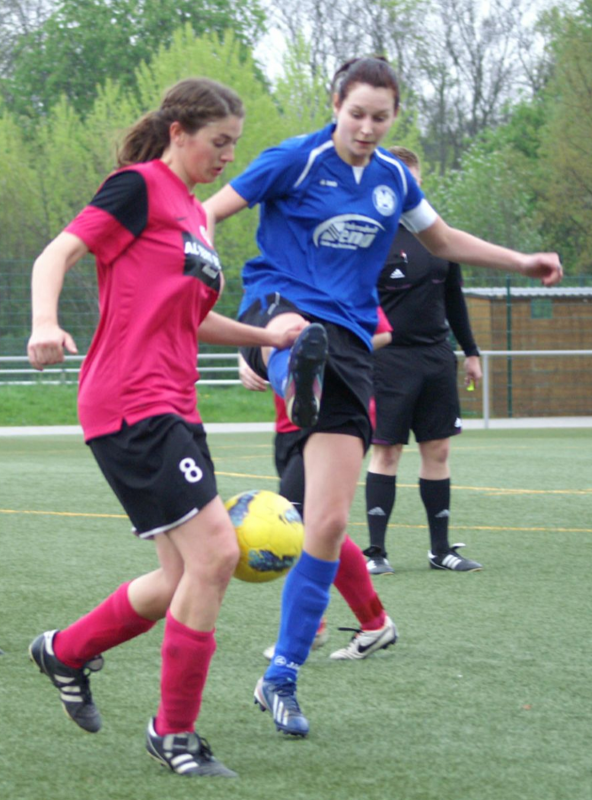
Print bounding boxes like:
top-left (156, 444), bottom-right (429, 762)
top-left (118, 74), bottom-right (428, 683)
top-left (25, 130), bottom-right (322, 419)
top-left (254, 676), bottom-right (310, 737)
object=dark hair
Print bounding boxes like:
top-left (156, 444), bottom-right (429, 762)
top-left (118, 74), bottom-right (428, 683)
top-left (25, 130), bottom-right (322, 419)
top-left (117, 77), bottom-right (244, 167)
top-left (332, 57), bottom-right (400, 113)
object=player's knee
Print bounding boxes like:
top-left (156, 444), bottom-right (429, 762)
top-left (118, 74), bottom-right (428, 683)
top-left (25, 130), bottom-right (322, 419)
top-left (214, 533), bottom-right (240, 581)
top-left (420, 438), bottom-right (449, 466)
top-left (370, 443), bottom-right (401, 472)
top-left (308, 507), bottom-right (348, 543)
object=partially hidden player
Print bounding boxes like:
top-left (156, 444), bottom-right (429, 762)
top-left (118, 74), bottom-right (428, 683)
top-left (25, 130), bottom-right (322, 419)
top-left (365, 146), bottom-right (483, 576)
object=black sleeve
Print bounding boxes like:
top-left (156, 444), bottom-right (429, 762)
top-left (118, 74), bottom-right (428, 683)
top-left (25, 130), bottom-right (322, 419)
top-left (444, 263), bottom-right (479, 357)
top-left (90, 170), bottom-right (148, 237)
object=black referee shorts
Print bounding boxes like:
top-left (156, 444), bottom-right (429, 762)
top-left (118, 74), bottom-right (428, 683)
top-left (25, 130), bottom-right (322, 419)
top-left (88, 414), bottom-right (218, 539)
top-left (240, 294), bottom-right (373, 450)
top-left (372, 342), bottom-right (462, 445)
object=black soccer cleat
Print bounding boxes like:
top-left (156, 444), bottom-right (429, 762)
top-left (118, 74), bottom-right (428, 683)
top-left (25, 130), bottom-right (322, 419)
top-left (146, 718), bottom-right (238, 777)
top-left (428, 543), bottom-right (483, 572)
top-left (29, 630), bottom-right (104, 733)
top-left (284, 323), bottom-right (328, 428)
top-left (364, 546), bottom-right (395, 575)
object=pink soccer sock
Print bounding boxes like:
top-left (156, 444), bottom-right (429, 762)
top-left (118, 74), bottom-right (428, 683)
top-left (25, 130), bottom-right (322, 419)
top-left (334, 535), bottom-right (387, 631)
top-left (154, 610), bottom-right (216, 736)
top-left (53, 581), bottom-right (156, 669)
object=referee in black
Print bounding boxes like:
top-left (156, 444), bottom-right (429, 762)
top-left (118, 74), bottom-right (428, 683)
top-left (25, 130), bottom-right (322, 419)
top-left (364, 146), bottom-right (483, 575)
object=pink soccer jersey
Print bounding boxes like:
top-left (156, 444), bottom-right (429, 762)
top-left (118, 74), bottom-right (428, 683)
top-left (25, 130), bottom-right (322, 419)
top-left (66, 160), bottom-right (222, 440)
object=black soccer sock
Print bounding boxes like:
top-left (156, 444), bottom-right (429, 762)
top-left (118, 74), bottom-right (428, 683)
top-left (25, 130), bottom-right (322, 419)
top-left (365, 472), bottom-right (396, 556)
top-left (419, 477), bottom-right (451, 555)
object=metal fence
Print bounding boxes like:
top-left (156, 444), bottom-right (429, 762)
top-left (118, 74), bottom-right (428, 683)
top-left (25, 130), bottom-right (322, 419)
top-left (2, 260), bottom-right (592, 421)
top-left (3, 349), bottom-right (592, 426)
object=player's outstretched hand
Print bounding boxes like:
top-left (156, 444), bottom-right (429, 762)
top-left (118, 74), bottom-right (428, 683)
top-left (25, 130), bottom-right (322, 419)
top-left (519, 253), bottom-right (563, 287)
top-left (27, 324), bottom-right (78, 371)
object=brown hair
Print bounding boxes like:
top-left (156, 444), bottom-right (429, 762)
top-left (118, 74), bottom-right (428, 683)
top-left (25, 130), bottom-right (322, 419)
top-left (388, 146), bottom-right (420, 170)
top-left (117, 77), bottom-right (244, 167)
top-left (332, 57), bottom-right (400, 113)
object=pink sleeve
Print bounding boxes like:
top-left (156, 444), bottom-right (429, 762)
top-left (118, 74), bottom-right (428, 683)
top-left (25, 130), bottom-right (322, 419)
top-left (375, 306), bottom-right (392, 334)
top-left (65, 205), bottom-right (136, 264)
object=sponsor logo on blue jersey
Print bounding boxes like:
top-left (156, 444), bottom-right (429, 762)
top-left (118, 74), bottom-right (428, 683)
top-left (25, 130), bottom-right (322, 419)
top-left (313, 214), bottom-right (385, 250)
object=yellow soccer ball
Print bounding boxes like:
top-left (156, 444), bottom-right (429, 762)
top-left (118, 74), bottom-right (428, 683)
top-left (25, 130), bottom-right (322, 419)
top-left (225, 490), bottom-right (304, 583)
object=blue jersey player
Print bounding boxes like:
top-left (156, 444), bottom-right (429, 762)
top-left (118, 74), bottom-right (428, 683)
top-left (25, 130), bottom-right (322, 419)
top-left (204, 56), bottom-right (563, 739)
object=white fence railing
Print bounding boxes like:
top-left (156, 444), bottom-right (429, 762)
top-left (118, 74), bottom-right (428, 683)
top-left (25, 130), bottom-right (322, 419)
top-left (2, 350), bottom-right (592, 428)
top-left (0, 353), bottom-right (242, 386)
top-left (477, 349), bottom-right (592, 428)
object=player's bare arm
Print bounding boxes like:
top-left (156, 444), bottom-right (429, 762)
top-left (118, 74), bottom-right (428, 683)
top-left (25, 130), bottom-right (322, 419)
top-left (198, 310), bottom-right (306, 349)
top-left (203, 185), bottom-right (249, 241)
top-left (416, 217), bottom-right (563, 287)
top-left (28, 232), bottom-right (87, 370)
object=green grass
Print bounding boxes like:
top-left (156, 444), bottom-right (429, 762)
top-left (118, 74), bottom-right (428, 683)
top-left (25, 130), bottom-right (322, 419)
top-left (0, 384), bottom-right (277, 425)
top-left (1, 429), bottom-right (591, 800)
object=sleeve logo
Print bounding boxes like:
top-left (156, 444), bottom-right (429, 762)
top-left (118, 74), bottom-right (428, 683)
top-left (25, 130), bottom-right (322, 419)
top-left (182, 232), bottom-right (222, 290)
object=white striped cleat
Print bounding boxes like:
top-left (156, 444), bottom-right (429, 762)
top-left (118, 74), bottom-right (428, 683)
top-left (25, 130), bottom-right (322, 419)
top-left (29, 629), bottom-right (103, 733)
top-left (254, 676), bottom-right (309, 737)
top-left (428, 543), bottom-right (483, 571)
top-left (146, 718), bottom-right (237, 777)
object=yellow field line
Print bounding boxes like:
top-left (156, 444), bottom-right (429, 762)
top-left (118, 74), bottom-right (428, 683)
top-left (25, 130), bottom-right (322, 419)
top-left (0, 508), bottom-right (126, 519)
top-left (1, 507), bottom-right (589, 533)
top-left (213, 471), bottom-right (592, 496)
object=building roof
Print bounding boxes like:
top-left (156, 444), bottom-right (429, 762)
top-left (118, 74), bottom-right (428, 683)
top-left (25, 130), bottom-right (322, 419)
top-left (463, 287), bottom-right (592, 299)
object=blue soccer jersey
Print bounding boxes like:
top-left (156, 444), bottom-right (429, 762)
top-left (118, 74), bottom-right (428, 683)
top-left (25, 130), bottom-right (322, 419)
top-left (231, 123), bottom-right (437, 348)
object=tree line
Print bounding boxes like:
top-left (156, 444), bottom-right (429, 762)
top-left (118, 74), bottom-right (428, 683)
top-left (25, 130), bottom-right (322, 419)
top-left (0, 0), bottom-right (591, 275)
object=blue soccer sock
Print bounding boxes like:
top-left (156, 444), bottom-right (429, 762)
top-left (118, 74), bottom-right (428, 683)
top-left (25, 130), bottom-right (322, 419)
top-left (267, 347), bottom-right (291, 398)
top-left (265, 551), bottom-right (339, 684)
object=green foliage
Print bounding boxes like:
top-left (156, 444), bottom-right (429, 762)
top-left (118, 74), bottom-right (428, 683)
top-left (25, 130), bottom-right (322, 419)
top-left (3, 2), bottom-right (592, 279)
top-left (33, 98), bottom-right (103, 239)
top-left (0, 113), bottom-right (45, 256)
top-left (429, 137), bottom-right (543, 271)
top-left (387, 102), bottom-right (425, 159)
top-left (536, 0), bottom-right (592, 272)
top-left (5, 0), bottom-right (265, 118)
top-left (274, 35), bottom-right (332, 132)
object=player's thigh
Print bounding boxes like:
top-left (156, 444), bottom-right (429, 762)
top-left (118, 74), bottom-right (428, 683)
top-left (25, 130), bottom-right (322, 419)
top-left (302, 432), bottom-right (364, 542)
top-left (315, 322), bottom-right (374, 449)
top-left (167, 495), bottom-right (239, 580)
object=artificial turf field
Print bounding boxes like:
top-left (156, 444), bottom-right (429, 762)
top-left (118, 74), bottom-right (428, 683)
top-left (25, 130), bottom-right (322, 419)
top-left (1, 428), bottom-right (591, 800)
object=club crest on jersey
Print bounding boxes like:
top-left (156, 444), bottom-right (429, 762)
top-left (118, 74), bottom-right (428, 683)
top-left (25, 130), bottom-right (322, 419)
top-left (372, 185), bottom-right (397, 216)
top-left (313, 214), bottom-right (384, 250)
top-left (182, 232), bottom-right (222, 290)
